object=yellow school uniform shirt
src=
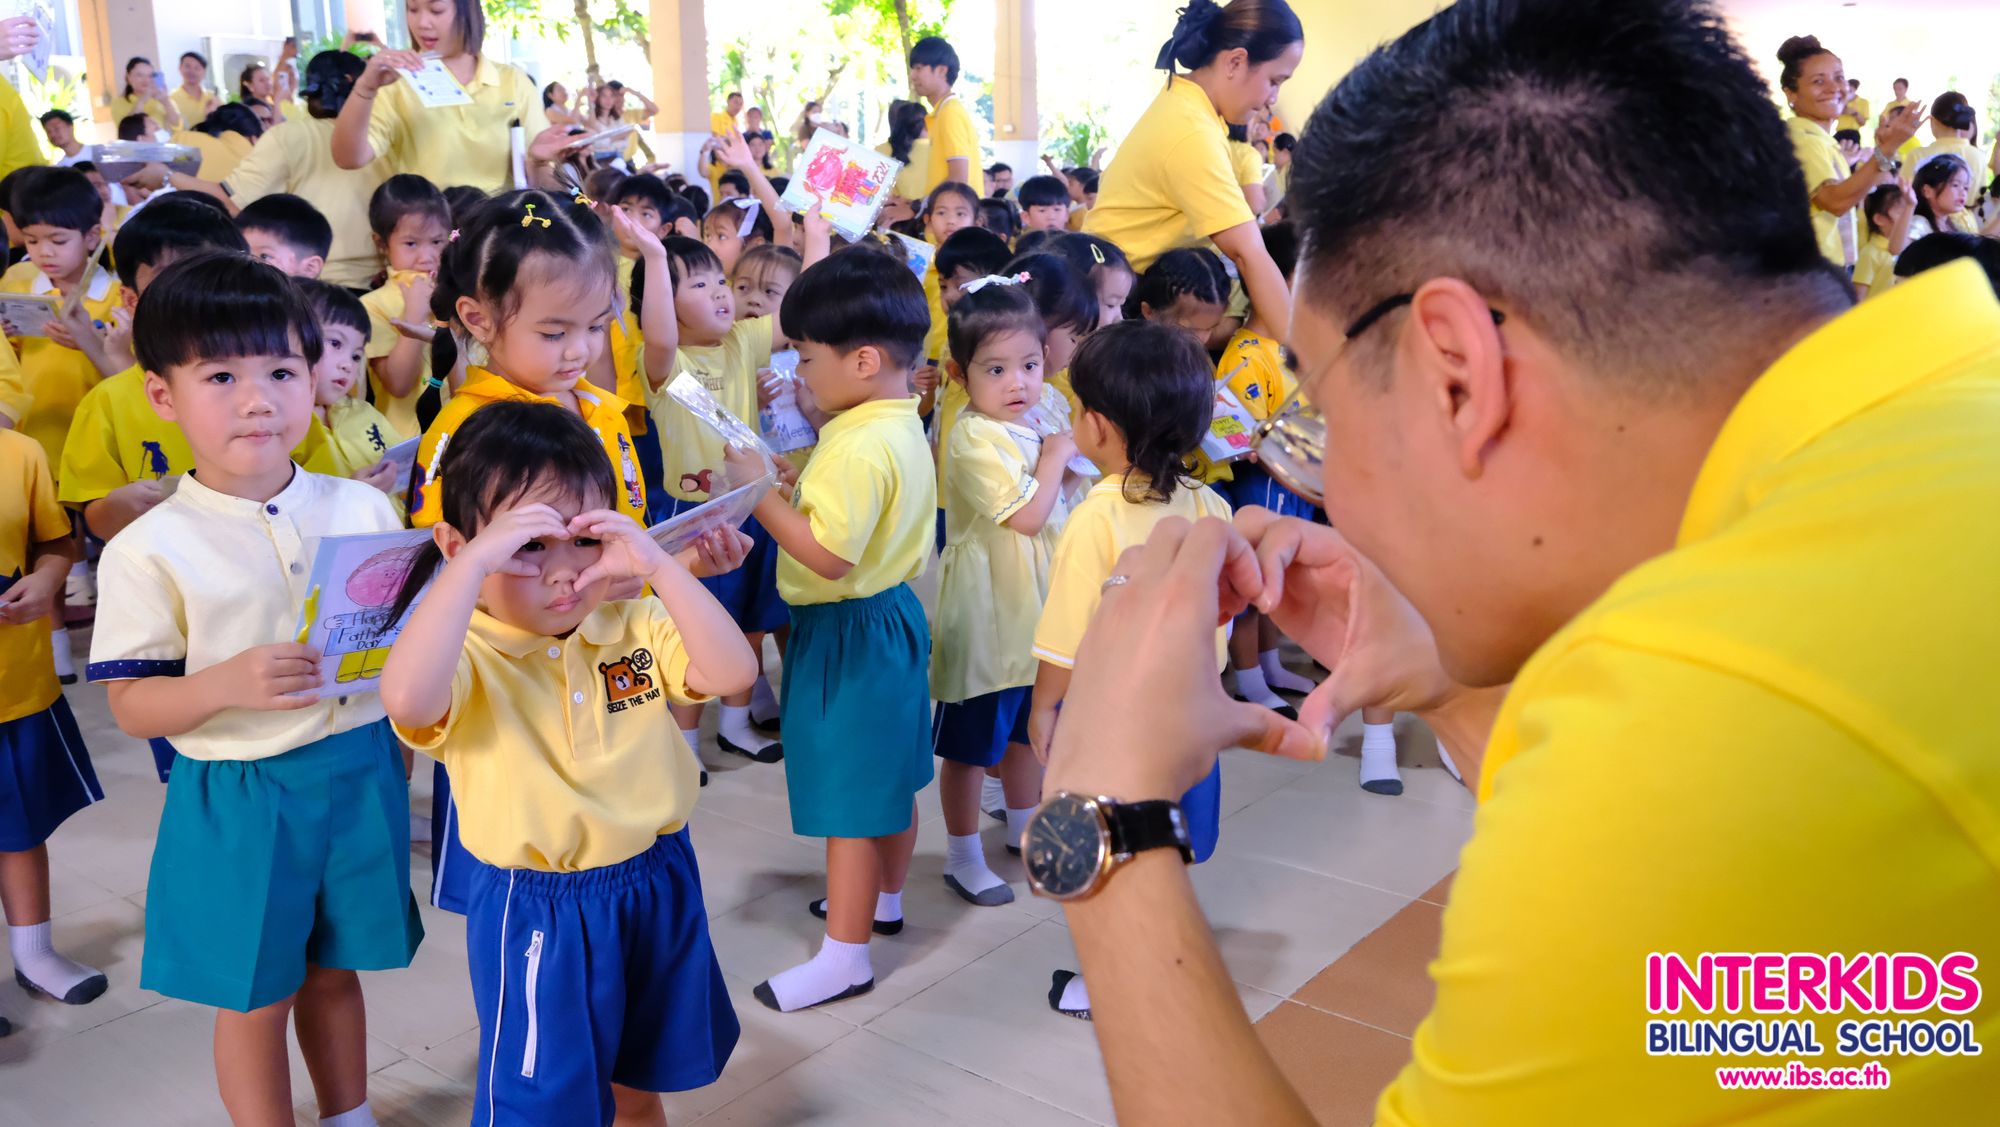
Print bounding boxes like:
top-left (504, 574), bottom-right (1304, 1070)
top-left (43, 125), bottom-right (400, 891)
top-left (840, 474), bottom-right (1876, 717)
top-left (1785, 115), bottom-right (1848, 267)
top-left (89, 469), bottom-right (398, 760)
top-left (394, 600), bottom-right (710, 872)
top-left (366, 54), bottom-right (548, 194)
top-left (1375, 260), bottom-right (2000, 1125)
top-left (933, 411), bottom-right (1068, 702)
top-left (0, 261), bottom-right (120, 478)
top-left (1836, 94), bottom-right (1869, 131)
top-left (778, 395), bottom-right (934, 605)
top-left (0, 431), bottom-right (67, 723)
top-left (1854, 232), bottom-right (1896, 296)
top-left (57, 366), bottom-right (338, 508)
top-left (646, 315), bottom-right (771, 502)
top-left (1033, 473), bottom-right (1231, 672)
top-left (0, 334), bottom-right (26, 424)
top-left (0, 76), bottom-right (43, 179)
top-left (709, 110), bottom-right (735, 136)
top-left (320, 395), bottom-right (399, 477)
top-left (359, 270), bottom-right (434, 439)
top-left (1228, 139), bottom-right (1262, 188)
top-left (224, 115), bottom-right (390, 289)
top-left (1191, 327), bottom-right (1292, 485)
top-left (878, 138), bottom-right (931, 200)
top-left (176, 129), bottom-right (253, 181)
top-left (934, 366), bottom-right (1082, 512)
top-left (1909, 137), bottom-right (1986, 183)
top-left (606, 312), bottom-right (649, 429)
top-left (109, 92), bottom-right (172, 125)
top-left (1086, 77), bottom-right (1252, 272)
top-left (411, 367), bottom-right (645, 528)
top-left (168, 87), bottom-right (213, 129)
top-left (924, 93), bottom-right (983, 196)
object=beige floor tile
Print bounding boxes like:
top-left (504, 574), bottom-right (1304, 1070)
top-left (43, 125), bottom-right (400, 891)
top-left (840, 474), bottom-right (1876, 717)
top-left (699, 1027), bottom-right (1093, 1126)
top-left (682, 809), bottom-right (825, 920)
top-left (1218, 783), bottom-right (1473, 898)
top-left (660, 975), bottom-right (856, 1124)
top-left (0, 895), bottom-right (152, 1057)
top-left (294, 1058), bottom-right (476, 1127)
top-left (1189, 850), bottom-right (1414, 997)
top-left (356, 901), bottom-right (477, 1058)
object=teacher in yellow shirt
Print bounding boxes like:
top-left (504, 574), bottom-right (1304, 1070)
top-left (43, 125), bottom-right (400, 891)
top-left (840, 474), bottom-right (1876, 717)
top-left (331, 0), bottom-right (571, 193)
top-left (1085, 0), bottom-right (1301, 335)
top-left (1034, 2), bottom-right (1999, 1125)
top-left (909, 36), bottom-right (983, 196)
top-left (1774, 35), bottom-right (1922, 268)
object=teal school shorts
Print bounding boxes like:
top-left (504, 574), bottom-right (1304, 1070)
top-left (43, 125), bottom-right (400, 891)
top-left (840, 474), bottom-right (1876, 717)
top-left (141, 719), bottom-right (423, 1011)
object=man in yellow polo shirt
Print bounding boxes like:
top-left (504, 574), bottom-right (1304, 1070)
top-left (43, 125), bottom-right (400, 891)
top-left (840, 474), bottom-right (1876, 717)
top-left (909, 36), bottom-right (983, 196)
top-left (1033, 1), bottom-right (1999, 1124)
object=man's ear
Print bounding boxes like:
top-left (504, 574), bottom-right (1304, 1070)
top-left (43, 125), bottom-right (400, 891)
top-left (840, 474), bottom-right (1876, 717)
top-left (1406, 277), bottom-right (1511, 481)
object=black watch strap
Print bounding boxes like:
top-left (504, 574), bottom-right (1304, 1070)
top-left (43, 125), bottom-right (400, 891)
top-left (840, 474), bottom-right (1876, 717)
top-left (1104, 799), bottom-right (1194, 864)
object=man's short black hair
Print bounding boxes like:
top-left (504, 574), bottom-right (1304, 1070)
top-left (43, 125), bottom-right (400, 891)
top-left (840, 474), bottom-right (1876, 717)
top-left (935, 226), bottom-right (1013, 280)
top-left (112, 194), bottom-right (249, 289)
top-left (780, 250), bottom-right (930, 371)
top-left (9, 166), bottom-right (99, 231)
top-left (38, 109), bottom-right (73, 127)
top-left (1833, 128), bottom-right (1861, 145)
top-left (613, 172), bottom-right (678, 214)
top-left (909, 36), bottom-right (960, 85)
top-left (986, 162), bottom-right (1012, 177)
top-left (1273, 132), bottom-right (1296, 152)
top-left (1017, 175), bottom-right (1070, 210)
top-left (1289, 0), bottom-right (1849, 393)
top-left (236, 193), bottom-right (334, 259)
top-left (132, 252), bottom-right (323, 374)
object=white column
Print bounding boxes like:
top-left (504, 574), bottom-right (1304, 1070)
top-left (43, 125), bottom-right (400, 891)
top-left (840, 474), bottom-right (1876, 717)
top-left (649, 0), bottom-right (713, 180)
top-left (990, 0), bottom-right (1037, 188)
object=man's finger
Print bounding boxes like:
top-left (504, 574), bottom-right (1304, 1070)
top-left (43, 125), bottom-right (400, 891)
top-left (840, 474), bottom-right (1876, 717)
top-left (1220, 699), bottom-right (1325, 763)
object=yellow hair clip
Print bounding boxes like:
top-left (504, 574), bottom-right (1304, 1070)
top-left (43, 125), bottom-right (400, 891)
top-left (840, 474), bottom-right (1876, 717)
top-left (521, 202), bottom-right (552, 229)
top-left (574, 192), bottom-right (595, 208)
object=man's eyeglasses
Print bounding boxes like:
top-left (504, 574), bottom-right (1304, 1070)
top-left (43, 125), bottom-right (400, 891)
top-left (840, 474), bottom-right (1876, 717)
top-left (1250, 293), bottom-right (1504, 508)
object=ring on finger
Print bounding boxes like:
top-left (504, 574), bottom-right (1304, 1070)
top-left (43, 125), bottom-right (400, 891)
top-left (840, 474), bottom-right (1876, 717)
top-left (1100, 575), bottom-right (1130, 590)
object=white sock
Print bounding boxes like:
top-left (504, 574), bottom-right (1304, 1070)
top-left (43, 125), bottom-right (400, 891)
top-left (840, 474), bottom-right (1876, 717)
top-left (679, 725), bottom-right (704, 759)
top-left (1233, 664), bottom-right (1287, 709)
top-left (875, 890), bottom-right (903, 923)
top-left (1259, 648), bottom-right (1316, 694)
top-left (1060, 974), bottom-right (1090, 1011)
top-left (944, 833), bottom-right (1008, 899)
top-left (1359, 722), bottom-right (1403, 794)
top-left (981, 774), bottom-right (1007, 819)
top-left (719, 704), bottom-right (778, 754)
top-left (320, 1103), bottom-right (379, 1127)
top-left (9, 922), bottom-right (104, 1002)
top-left (49, 628), bottom-right (74, 678)
top-left (1437, 743), bottom-right (1464, 783)
top-left (749, 674), bottom-right (779, 724)
top-left (67, 559), bottom-right (87, 579)
top-left (763, 934), bottom-right (872, 1011)
top-left (1005, 806), bottom-right (1035, 844)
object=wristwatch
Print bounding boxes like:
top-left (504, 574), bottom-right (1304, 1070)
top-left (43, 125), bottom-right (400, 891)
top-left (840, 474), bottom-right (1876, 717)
top-left (1023, 792), bottom-right (1193, 901)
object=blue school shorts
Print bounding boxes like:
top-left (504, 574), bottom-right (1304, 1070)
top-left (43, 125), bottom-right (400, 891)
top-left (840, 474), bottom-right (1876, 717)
top-left (141, 719), bottom-right (424, 1011)
top-left (657, 496), bottom-right (789, 634)
top-left (429, 759), bottom-right (473, 915)
top-left (931, 685), bottom-right (1031, 768)
top-left (1183, 761), bottom-right (1222, 865)
top-left (1223, 461), bottom-right (1315, 521)
top-left (0, 696), bottom-right (104, 852)
top-left (783, 584), bottom-right (934, 837)
top-left (465, 830), bottom-right (738, 1127)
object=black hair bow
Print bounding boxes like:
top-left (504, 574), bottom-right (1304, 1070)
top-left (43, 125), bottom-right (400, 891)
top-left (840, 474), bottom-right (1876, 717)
top-left (1155, 0), bottom-right (1223, 71)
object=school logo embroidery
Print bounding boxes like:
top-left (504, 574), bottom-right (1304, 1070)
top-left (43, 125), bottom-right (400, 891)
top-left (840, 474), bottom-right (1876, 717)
top-left (366, 424), bottom-right (388, 452)
top-left (140, 440), bottom-right (169, 478)
top-left (599, 648), bottom-right (660, 712)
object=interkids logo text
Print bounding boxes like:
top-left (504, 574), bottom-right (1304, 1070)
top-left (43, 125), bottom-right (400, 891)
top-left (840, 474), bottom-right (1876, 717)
top-left (1646, 952), bottom-right (1983, 1058)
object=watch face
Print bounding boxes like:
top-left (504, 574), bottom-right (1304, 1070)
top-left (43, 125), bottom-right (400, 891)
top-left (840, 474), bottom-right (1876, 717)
top-left (1025, 793), bottom-right (1110, 900)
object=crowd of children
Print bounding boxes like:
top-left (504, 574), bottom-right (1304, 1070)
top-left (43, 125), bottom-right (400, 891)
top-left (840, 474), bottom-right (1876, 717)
top-left (0, 4), bottom-right (1355, 1124)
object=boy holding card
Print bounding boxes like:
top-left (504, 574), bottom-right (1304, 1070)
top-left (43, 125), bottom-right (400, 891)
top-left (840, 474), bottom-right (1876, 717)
top-left (89, 252), bottom-right (420, 1124)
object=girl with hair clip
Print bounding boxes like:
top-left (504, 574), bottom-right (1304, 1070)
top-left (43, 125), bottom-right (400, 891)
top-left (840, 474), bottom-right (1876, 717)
top-left (1908, 92), bottom-right (1985, 189)
top-left (1051, 231), bottom-right (1136, 328)
top-left (380, 401), bottom-right (753, 1127)
top-left (931, 277), bottom-right (1077, 907)
top-left (1086, 0), bottom-right (1301, 337)
top-left (1908, 155), bottom-right (1999, 239)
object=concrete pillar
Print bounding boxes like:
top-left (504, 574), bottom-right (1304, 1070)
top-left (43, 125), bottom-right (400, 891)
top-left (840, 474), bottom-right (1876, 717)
top-left (649, 0), bottom-right (714, 180)
top-left (989, 0), bottom-right (1038, 186)
top-left (86, 0), bottom-right (161, 121)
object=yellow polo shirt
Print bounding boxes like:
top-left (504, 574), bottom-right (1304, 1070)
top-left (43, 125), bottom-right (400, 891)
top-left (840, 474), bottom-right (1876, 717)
top-left (0, 335), bottom-right (26, 424)
top-left (109, 92), bottom-right (172, 125)
top-left (411, 368), bottom-right (645, 528)
top-left (1908, 137), bottom-right (1986, 183)
top-left (0, 431), bottom-right (67, 723)
top-left (1837, 95), bottom-right (1870, 131)
top-left (395, 600), bottom-right (708, 871)
top-left (1377, 260), bottom-right (2000, 1125)
top-left (933, 412), bottom-right (1068, 702)
top-left (366, 54), bottom-right (549, 194)
top-left (1033, 473), bottom-right (1231, 671)
top-left (879, 138), bottom-right (932, 200)
top-left (1086, 77), bottom-right (1252, 272)
top-left (172, 128), bottom-right (253, 182)
top-left (169, 87), bottom-right (214, 129)
top-left (0, 76), bottom-right (44, 180)
top-left (1786, 115), bottom-right (1849, 267)
top-left (58, 366), bottom-right (338, 508)
top-left (320, 395), bottom-right (398, 477)
top-left (1228, 139), bottom-right (1262, 188)
top-left (89, 469), bottom-right (399, 761)
top-left (924, 93), bottom-right (983, 196)
top-left (0, 262), bottom-right (120, 478)
top-left (1854, 232), bottom-right (1896, 296)
top-left (225, 115), bottom-right (389, 289)
top-left (778, 395), bottom-right (933, 605)
top-left (709, 111), bottom-right (735, 136)
top-left (359, 269), bottom-right (435, 439)
top-left (646, 315), bottom-right (771, 502)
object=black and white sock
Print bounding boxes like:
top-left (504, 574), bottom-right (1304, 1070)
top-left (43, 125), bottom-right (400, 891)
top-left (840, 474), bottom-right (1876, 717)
top-left (1259, 648), bottom-right (1317, 694)
top-left (756, 935), bottom-right (873, 1011)
top-left (319, 1103), bottom-right (380, 1127)
top-left (981, 775), bottom-right (1007, 822)
top-left (1359, 722), bottom-right (1403, 796)
top-left (717, 705), bottom-right (782, 761)
top-left (943, 833), bottom-right (1013, 905)
top-left (9, 922), bottom-right (106, 1004)
top-left (749, 674), bottom-right (779, 726)
top-left (50, 628), bottom-right (75, 683)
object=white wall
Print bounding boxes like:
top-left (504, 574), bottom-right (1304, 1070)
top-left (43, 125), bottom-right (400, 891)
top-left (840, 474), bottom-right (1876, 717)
top-left (137, 0), bottom-right (294, 93)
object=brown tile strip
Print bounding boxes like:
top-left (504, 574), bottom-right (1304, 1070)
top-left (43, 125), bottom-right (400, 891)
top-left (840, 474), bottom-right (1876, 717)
top-left (1290, 897), bottom-right (1444, 1037)
top-left (1256, 1002), bottom-right (1415, 1127)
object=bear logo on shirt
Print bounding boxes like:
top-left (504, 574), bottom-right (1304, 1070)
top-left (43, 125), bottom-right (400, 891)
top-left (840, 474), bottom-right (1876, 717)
top-left (600, 648), bottom-right (660, 712)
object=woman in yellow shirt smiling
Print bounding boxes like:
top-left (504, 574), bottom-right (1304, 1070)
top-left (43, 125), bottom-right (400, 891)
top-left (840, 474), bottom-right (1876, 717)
top-left (108, 57), bottom-right (182, 130)
top-left (1085, 0), bottom-right (1301, 336)
top-left (1774, 35), bottom-right (1923, 268)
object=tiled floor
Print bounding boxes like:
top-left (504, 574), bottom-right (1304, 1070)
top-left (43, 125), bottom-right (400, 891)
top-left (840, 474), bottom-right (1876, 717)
top-left (0, 651), bottom-right (1473, 1126)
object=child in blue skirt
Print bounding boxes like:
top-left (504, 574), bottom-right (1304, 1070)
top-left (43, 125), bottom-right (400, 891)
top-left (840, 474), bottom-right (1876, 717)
top-left (726, 249), bottom-right (938, 1012)
top-left (90, 255), bottom-right (423, 1124)
top-left (930, 279), bottom-right (1076, 907)
top-left (0, 428), bottom-right (107, 1037)
top-left (1029, 320), bottom-right (1235, 1020)
top-left (382, 402), bottom-right (753, 1127)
